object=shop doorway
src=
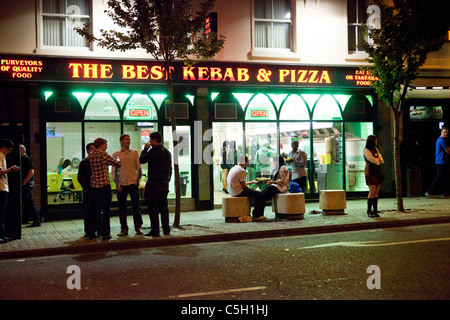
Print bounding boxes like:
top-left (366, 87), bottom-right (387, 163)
top-left (212, 122), bottom-right (243, 205)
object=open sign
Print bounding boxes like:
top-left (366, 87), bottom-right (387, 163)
top-left (250, 108), bottom-right (269, 118)
top-left (128, 107), bottom-right (151, 118)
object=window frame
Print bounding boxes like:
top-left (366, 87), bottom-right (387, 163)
top-left (38, 0), bottom-right (92, 51)
top-left (250, 0), bottom-right (299, 61)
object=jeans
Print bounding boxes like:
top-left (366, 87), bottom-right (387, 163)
top-left (427, 163), bottom-right (449, 196)
top-left (22, 186), bottom-right (40, 224)
top-left (236, 188), bottom-right (263, 218)
top-left (253, 185), bottom-right (281, 218)
top-left (144, 189), bottom-right (170, 235)
top-left (87, 185), bottom-right (112, 237)
top-left (117, 184), bottom-right (142, 231)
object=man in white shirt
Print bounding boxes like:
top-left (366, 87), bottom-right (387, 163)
top-left (227, 155), bottom-right (264, 220)
top-left (0, 139), bottom-right (20, 243)
top-left (112, 134), bottom-right (143, 236)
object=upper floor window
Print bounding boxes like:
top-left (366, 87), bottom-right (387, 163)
top-left (347, 0), bottom-right (368, 52)
top-left (41, 0), bottom-right (90, 48)
top-left (255, 0), bottom-right (292, 49)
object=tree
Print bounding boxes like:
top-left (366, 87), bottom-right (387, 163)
top-left (76, 0), bottom-right (225, 227)
top-left (360, 0), bottom-right (449, 211)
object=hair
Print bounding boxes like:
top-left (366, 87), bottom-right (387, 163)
top-left (62, 159), bottom-right (71, 169)
top-left (93, 138), bottom-right (107, 149)
top-left (85, 143), bottom-right (94, 152)
top-left (271, 155), bottom-right (285, 181)
top-left (442, 127), bottom-right (448, 133)
top-left (150, 132), bottom-right (162, 143)
top-left (20, 144), bottom-right (26, 153)
top-left (237, 155), bottom-right (248, 165)
top-left (365, 135), bottom-right (378, 151)
top-left (0, 139), bottom-right (14, 150)
top-left (120, 134), bottom-right (130, 142)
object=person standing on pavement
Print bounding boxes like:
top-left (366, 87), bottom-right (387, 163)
top-left (87, 138), bottom-right (121, 240)
top-left (363, 135), bottom-right (384, 218)
top-left (227, 155), bottom-right (262, 221)
top-left (78, 142), bottom-right (96, 237)
top-left (0, 139), bottom-right (20, 244)
top-left (20, 145), bottom-right (41, 228)
top-left (112, 134), bottom-right (143, 236)
top-left (286, 139), bottom-right (308, 192)
top-left (426, 127), bottom-right (450, 199)
top-left (140, 132), bottom-right (172, 237)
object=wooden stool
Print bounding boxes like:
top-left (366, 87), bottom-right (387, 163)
top-left (273, 193), bottom-right (305, 220)
top-left (319, 190), bottom-right (346, 215)
top-left (222, 197), bottom-right (251, 222)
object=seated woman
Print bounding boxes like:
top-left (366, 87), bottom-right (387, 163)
top-left (252, 155), bottom-right (289, 221)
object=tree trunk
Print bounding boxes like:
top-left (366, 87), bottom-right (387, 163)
top-left (166, 79), bottom-right (181, 227)
top-left (392, 107), bottom-right (405, 212)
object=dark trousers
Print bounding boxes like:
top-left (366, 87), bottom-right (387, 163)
top-left (427, 163), bottom-right (449, 196)
top-left (0, 191), bottom-right (8, 238)
top-left (237, 188), bottom-right (263, 217)
top-left (253, 185), bottom-right (281, 218)
top-left (87, 185), bottom-right (112, 237)
top-left (22, 186), bottom-right (40, 224)
top-left (292, 176), bottom-right (307, 192)
top-left (144, 189), bottom-right (170, 235)
top-left (117, 184), bottom-right (142, 231)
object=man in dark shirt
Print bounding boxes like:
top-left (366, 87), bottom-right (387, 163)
top-left (20, 145), bottom-right (41, 227)
top-left (140, 132), bottom-right (172, 237)
top-left (78, 143), bottom-right (95, 237)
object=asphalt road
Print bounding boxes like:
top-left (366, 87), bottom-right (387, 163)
top-left (1, 223), bottom-right (449, 304)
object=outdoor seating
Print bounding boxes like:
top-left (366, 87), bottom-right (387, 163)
top-left (272, 192), bottom-right (305, 220)
top-left (319, 190), bottom-right (346, 215)
top-left (222, 196), bottom-right (250, 222)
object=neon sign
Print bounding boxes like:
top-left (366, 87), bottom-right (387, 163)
top-left (249, 108), bottom-right (269, 118)
top-left (128, 107), bottom-right (152, 119)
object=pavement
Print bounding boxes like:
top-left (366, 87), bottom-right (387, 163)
top-left (1, 196), bottom-right (450, 260)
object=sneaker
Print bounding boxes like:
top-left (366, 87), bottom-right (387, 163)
top-left (252, 216), bottom-right (267, 222)
top-left (117, 229), bottom-right (128, 237)
top-left (135, 228), bottom-right (143, 235)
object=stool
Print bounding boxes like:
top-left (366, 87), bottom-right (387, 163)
top-left (319, 190), bottom-right (346, 215)
top-left (222, 197), bottom-right (251, 222)
top-left (273, 193), bottom-right (305, 220)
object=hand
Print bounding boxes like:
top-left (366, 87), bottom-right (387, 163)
top-left (117, 185), bottom-right (122, 192)
top-left (11, 165), bottom-right (20, 172)
top-left (144, 143), bottom-right (151, 149)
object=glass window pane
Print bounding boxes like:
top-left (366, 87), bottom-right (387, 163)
top-left (212, 122), bottom-right (244, 204)
top-left (84, 93), bottom-right (120, 120)
top-left (347, 0), bottom-right (356, 23)
top-left (43, 17), bottom-right (65, 46)
top-left (246, 94), bottom-right (277, 120)
top-left (255, 22), bottom-right (271, 48)
top-left (273, 0), bottom-right (290, 20)
top-left (245, 122), bottom-right (278, 183)
top-left (313, 95), bottom-right (342, 120)
top-left (43, 0), bottom-right (65, 14)
top-left (163, 126), bottom-right (191, 198)
top-left (345, 122), bottom-right (373, 192)
top-left (124, 94), bottom-right (158, 121)
top-left (312, 121), bottom-right (343, 192)
top-left (255, 0), bottom-right (272, 19)
top-left (273, 23), bottom-right (290, 49)
top-left (46, 122), bottom-right (83, 205)
top-left (280, 94), bottom-right (310, 120)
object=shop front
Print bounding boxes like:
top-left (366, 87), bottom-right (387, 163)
top-left (0, 54), bottom-right (379, 219)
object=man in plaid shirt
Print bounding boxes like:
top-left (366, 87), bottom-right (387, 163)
top-left (87, 138), bottom-right (121, 240)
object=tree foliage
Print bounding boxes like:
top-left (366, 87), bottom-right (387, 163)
top-left (360, 0), bottom-right (449, 211)
top-left (76, 0), bottom-right (225, 226)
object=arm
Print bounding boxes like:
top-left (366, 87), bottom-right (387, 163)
top-left (22, 169), bottom-right (34, 186)
top-left (0, 165), bottom-right (19, 176)
top-left (140, 143), bottom-right (151, 164)
top-left (363, 148), bottom-right (381, 165)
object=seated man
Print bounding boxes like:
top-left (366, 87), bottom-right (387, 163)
top-left (227, 155), bottom-right (266, 221)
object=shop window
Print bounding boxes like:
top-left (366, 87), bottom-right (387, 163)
top-left (345, 122), bottom-right (373, 192)
top-left (245, 122), bottom-right (278, 186)
top-left (232, 93), bottom-right (253, 110)
top-left (72, 92), bottom-right (92, 110)
top-left (312, 95), bottom-right (342, 121)
top-left (84, 93), bottom-right (120, 120)
top-left (163, 126), bottom-right (192, 199)
top-left (124, 94), bottom-right (158, 121)
top-left (41, 0), bottom-right (91, 49)
top-left (46, 122), bottom-right (83, 205)
top-left (279, 94), bottom-right (310, 120)
top-left (312, 121), bottom-right (344, 192)
top-left (212, 122), bottom-right (244, 205)
top-left (245, 94), bottom-right (277, 121)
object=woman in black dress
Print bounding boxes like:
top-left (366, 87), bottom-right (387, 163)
top-left (364, 135), bottom-right (384, 217)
